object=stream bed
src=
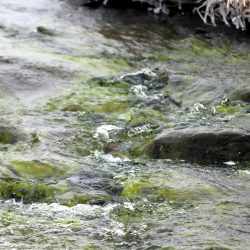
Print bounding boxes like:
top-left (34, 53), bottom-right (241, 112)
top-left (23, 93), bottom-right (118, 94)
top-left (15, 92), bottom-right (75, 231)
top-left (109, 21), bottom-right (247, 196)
top-left (0, 0), bottom-right (250, 249)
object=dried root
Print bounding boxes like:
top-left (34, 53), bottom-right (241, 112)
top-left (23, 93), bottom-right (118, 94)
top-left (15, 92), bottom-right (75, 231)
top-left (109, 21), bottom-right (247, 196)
top-left (195, 0), bottom-right (250, 30)
top-left (101, 0), bottom-right (250, 30)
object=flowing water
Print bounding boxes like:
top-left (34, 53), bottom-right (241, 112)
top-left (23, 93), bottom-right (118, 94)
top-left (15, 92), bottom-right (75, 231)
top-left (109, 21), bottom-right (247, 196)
top-left (0, 0), bottom-right (250, 249)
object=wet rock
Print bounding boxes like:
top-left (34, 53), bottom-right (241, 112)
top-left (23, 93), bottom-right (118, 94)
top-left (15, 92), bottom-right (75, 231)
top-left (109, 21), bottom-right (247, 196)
top-left (66, 169), bottom-right (123, 204)
top-left (0, 126), bottom-right (19, 144)
top-left (148, 126), bottom-right (250, 164)
top-left (166, 74), bottom-right (250, 105)
top-left (121, 69), bottom-right (168, 90)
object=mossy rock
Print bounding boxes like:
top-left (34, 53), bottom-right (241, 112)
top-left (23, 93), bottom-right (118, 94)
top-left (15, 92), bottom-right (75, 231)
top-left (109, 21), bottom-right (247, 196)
top-left (0, 126), bottom-right (19, 144)
top-left (0, 179), bottom-right (58, 203)
top-left (10, 160), bottom-right (65, 179)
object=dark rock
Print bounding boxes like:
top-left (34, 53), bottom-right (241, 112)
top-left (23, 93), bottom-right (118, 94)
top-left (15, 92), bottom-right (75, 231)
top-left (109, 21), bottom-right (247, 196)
top-left (148, 126), bottom-right (250, 164)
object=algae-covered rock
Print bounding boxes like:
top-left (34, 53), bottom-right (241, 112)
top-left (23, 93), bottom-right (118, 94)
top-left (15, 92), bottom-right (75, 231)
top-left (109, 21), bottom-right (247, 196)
top-left (148, 126), bottom-right (250, 164)
top-left (120, 175), bottom-right (219, 204)
top-left (0, 126), bottom-right (19, 144)
top-left (0, 179), bottom-right (58, 203)
top-left (10, 160), bottom-right (65, 179)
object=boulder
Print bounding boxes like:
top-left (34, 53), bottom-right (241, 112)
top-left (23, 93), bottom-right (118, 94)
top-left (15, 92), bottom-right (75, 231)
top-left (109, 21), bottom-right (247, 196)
top-left (148, 126), bottom-right (250, 164)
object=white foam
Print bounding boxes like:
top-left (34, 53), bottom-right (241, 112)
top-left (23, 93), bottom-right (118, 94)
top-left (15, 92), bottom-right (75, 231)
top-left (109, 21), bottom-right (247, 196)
top-left (94, 124), bottom-right (121, 140)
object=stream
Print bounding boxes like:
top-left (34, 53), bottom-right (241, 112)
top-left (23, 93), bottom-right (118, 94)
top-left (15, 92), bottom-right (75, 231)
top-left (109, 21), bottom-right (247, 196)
top-left (0, 0), bottom-right (250, 249)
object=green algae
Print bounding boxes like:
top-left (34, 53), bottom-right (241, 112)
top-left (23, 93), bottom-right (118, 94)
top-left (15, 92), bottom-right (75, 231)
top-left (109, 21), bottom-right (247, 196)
top-left (150, 187), bottom-right (191, 203)
top-left (215, 103), bottom-right (245, 115)
top-left (147, 53), bottom-right (171, 62)
top-left (119, 170), bottom-right (221, 205)
top-left (121, 178), bottom-right (191, 203)
top-left (191, 38), bottom-right (230, 57)
top-left (0, 179), bottom-right (57, 203)
top-left (111, 204), bottom-right (147, 223)
top-left (205, 245), bottom-right (232, 250)
top-left (122, 179), bottom-right (151, 200)
top-left (130, 139), bottom-right (153, 158)
top-left (10, 160), bottom-right (65, 179)
top-left (46, 76), bottom-right (130, 113)
top-left (62, 101), bottom-right (128, 113)
top-left (127, 109), bottom-right (166, 127)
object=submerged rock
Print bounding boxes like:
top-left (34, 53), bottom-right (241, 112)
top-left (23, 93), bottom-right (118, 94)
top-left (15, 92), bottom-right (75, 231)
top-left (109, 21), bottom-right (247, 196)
top-left (0, 126), bottom-right (19, 144)
top-left (232, 87), bottom-right (250, 103)
top-left (65, 169), bottom-right (123, 205)
top-left (36, 26), bottom-right (54, 36)
top-left (148, 126), bottom-right (250, 164)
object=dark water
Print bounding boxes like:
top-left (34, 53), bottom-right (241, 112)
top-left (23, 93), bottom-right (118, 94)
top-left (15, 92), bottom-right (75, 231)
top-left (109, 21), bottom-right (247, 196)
top-left (0, 0), bottom-right (249, 249)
